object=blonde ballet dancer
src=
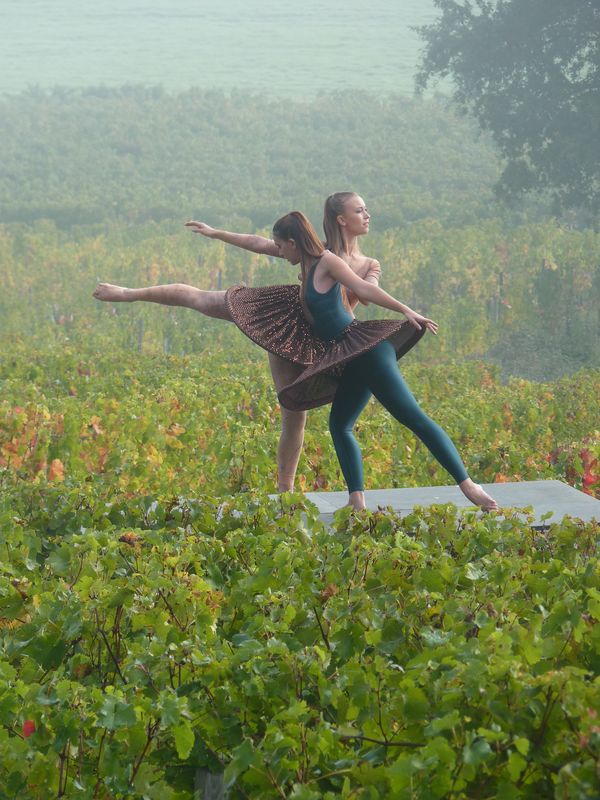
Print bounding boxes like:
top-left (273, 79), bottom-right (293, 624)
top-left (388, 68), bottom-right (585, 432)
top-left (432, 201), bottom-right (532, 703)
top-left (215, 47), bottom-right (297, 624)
top-left (269, 211), bottom-right (498, 512)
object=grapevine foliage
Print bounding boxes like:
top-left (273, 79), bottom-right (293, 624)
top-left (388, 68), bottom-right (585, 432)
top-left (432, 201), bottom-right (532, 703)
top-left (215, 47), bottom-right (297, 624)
top-left (0, 488), bottom-right (598, 798)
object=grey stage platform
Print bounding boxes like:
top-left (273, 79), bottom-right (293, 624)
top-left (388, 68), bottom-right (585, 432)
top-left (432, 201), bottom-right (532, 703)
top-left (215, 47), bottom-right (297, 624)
top-left (304, 480), bottom-right (600, 528)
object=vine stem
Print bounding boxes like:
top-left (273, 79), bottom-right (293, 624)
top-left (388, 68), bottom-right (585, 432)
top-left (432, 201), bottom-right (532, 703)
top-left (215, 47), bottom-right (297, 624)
top-left (157, 588), bottom-right (186, 630)
top-left (308, 767), bottom-right (354, 784)
top-left (59, 742), bottom-right (70, 797)
top-left (98, 627), bottom-right (127, 684)
top-left (375, 676), bottom-right (388, 744)
top-left (532, 687), bottom-right (558, 748)
top-left (129, 722), bottom-right (159, 787)
top-left (78, 729), bottom-right (84, 783)
top-left (265, 765), bottom-right (287, 800)
top-left (312, 605), bottom-right (331, 651)
top-left (68, 553), bottom-right (85, 590)
top-left (92, 729), bottom-right (108, 798)
top-left (338, 733), bottom-right (422, 748)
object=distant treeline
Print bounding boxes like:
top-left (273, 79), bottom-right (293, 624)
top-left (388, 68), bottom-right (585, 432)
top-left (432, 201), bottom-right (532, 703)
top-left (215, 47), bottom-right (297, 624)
top-left (0, 85), bottom-right (546, 229)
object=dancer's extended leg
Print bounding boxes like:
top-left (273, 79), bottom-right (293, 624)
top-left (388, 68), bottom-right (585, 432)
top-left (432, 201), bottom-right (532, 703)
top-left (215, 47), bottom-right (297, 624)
top-left (93, 283), bottom-right (232, 320)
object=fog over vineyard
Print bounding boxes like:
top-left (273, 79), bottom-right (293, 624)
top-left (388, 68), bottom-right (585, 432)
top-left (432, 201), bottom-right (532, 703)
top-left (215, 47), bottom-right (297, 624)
top-left (0, 2), bottom-right (598, 797)
top-left (0, 0), bottom-right (439, 96)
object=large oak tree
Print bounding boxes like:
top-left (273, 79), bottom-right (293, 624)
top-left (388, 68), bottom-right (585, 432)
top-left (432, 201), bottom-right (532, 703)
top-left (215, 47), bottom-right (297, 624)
top-left (416, 0), bottom-right (599, 215)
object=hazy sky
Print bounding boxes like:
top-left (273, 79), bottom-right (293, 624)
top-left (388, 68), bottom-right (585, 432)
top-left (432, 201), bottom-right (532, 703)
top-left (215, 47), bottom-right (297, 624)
top-left (0, 0), bottom-right (440, 95)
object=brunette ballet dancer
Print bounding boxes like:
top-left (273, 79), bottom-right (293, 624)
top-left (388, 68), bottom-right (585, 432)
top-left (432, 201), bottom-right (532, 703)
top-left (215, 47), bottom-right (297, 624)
top-left (94, 193), bottom-right (390, 491)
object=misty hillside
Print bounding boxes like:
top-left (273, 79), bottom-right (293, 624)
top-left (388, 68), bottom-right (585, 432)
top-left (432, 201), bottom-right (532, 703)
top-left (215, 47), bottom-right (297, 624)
top-left (0, 88), bottom-right (514, 229)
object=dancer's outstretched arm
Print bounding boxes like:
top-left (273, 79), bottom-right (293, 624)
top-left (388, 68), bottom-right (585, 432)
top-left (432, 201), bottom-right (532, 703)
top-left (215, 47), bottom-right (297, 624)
top-left (319, 252), bottom-right (439, 334)
top-left (185, 220), bottom-right (385, 310)
top-left (185, 221), bottom-right (280, 257)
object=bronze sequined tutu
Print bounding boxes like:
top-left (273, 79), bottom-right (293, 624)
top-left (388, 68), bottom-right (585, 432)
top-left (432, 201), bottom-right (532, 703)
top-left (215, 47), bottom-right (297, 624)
top-left (225, 284), bottom-right (425, 411)
top-left (226, 284), bottom-right (327, 366)
top-left (277, 318), bottom-right (425, 411)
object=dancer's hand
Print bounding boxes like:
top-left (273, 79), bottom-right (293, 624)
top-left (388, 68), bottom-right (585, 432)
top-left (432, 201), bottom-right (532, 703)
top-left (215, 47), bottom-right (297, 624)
top-left (185, 220), bottom-right (218, 238)
top-left (404, 310), bottom-right (439, 335)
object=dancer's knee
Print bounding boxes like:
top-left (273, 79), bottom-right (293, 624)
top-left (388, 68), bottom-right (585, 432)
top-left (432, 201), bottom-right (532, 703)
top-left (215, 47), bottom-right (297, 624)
top-left (277, 408), bottom-right (306, 492)
top-left (329, 411), bottom-right (354, 447)
top-left (407, 411), bottom-right (437, 438)
top-left (328, 412), bottom-right (342, 441)
top-left (281, 407), bottom-right (307, 440)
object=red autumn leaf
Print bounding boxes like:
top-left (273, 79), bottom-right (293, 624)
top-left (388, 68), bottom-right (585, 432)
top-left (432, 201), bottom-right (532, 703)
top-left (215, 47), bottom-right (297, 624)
top-left (480, 371), bottom-right (495, 389)
top-left (22, 720), bottom-right (36, 738)
top-left (582, 464), bottom-right (599, 496)
top-left (502, 401), bottom-right (513, 427)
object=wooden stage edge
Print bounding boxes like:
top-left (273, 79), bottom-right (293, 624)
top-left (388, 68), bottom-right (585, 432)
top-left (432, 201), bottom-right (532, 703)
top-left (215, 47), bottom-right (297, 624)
top-left (302, 480), bottom-right (600, 529)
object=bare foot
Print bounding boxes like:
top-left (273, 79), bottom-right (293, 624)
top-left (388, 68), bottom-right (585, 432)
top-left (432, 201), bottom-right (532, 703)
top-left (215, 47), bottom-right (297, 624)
top-left (459, 478), bottom-right (498, 512)
top-left (345, 503), bottom-right (367, 512)
top-left (346, 490), bottom-right (366, 511)
top-left (93, 283), bottom-right (131, 302)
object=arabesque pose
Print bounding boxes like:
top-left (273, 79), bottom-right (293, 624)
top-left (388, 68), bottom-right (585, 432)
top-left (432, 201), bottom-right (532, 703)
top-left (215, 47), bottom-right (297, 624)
top-left (94, 192), bottom-right (398, 491)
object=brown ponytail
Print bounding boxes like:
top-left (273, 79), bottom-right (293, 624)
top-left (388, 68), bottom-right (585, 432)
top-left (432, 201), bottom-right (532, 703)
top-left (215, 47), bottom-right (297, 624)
top-left (323, 192), bottom-right (361, 311)
top-left (323, 192), bottom-right (357, 257)
top-left (272, 211), bottom-right (324, 292)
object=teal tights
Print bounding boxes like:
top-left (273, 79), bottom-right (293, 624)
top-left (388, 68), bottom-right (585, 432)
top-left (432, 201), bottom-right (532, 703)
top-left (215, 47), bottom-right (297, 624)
top-left (329, 340), bottom-right (468, 492)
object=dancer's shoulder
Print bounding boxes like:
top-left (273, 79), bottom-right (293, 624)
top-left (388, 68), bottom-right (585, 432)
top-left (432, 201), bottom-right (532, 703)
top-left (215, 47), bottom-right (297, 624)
top-left (319, 248), bottom-right (346, 270)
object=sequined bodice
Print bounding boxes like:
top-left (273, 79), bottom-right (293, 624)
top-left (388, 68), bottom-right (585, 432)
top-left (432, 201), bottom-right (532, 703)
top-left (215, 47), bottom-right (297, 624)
top-left (305, 259), bottom-right (354, 341)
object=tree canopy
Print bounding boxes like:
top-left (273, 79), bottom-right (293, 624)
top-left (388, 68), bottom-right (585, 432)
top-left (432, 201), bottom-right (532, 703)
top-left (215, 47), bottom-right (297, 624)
top-left (416, 0), bottom-right (600, 215)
